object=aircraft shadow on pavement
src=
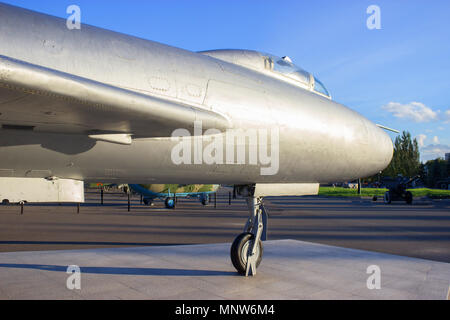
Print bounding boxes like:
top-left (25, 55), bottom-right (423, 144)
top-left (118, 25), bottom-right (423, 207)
top-left (0, 263), bottom-right (236, 277)
top-left (0, 241), bottom-right (190, 246)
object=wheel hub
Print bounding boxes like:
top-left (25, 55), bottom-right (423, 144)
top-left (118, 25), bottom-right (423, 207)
top-left (241, 239), bottom-right (260, 265)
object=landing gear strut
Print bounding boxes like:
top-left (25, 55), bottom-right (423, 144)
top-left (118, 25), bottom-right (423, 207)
top-left (230, 186), bottom-right (268, 276)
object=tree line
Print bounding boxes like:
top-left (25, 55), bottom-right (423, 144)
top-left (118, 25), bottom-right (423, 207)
top-left (366, 131), bottom-right (449, 188)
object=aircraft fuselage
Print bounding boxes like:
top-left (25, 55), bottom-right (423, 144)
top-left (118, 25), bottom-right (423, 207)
top-left (0, 3), bottom-right (393, 185)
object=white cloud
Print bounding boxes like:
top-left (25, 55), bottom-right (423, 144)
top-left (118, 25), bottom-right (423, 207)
top-left (432, 136), bottom-right (440, 144)
top-left (416, 134), bottom-right (427, 147)
top-left (382, 102), bottom-right (438, 123)
top-left (420, 143), bottom-right (450, 161)
top-left (445, 109), bottom-right (450, 123)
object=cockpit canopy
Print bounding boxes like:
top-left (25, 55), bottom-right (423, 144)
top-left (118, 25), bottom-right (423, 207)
top-left (200, 49), bottom-right (331, 99)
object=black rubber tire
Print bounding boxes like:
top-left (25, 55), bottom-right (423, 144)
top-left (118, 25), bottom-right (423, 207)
top-left (384, 191), bottom-right (391, 204)
top-left (405, 191), bottom-right (413, 205)
top-left (201, 198), bottom-right (209, 206)
top-left (230, 232), bottom-right (263, 275)
top-left (164, 197), bottom-right (175, 209)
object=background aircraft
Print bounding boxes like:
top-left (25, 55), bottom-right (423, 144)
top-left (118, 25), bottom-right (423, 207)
top-left (128, 184), bottom-right (219, 209)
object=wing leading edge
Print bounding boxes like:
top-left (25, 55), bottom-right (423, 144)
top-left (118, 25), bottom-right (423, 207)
top-left (0, 55), bottom-right (231, 140)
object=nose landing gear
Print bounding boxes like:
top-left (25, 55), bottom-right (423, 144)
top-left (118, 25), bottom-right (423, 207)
top-left (230, 187), bottom-right (268, 276)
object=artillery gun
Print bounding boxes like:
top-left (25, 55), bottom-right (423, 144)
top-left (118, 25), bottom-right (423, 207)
top-left (383, 175), bottom-right (420, 204)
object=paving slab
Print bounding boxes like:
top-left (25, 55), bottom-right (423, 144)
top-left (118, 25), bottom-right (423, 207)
top-left (0, 240), bottom-right (448, 300)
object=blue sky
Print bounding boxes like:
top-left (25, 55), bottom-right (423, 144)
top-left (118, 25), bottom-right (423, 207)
top-left (3, 0), bottom-right (449, 161)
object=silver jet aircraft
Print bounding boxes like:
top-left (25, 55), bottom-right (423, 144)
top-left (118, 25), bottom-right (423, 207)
top-left (0, 3), bottom-right (393, 276)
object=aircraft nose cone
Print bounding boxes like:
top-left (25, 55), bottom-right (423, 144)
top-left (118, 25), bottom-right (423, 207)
top-left (380, 129), bottom-right (394, 168)
top-left (370, 123), bottom-right (394, 173)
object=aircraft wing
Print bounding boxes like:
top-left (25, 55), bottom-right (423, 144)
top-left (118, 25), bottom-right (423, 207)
top-left (0, 55), bottom-right (230, 143)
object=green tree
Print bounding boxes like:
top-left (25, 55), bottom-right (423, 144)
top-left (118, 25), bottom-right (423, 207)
top-left (382, 131), bottom-right (420, 178)
top-left (447, 157), bottom-right (450, 177)
top-left (424, 159), bottom-right (448, 187)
